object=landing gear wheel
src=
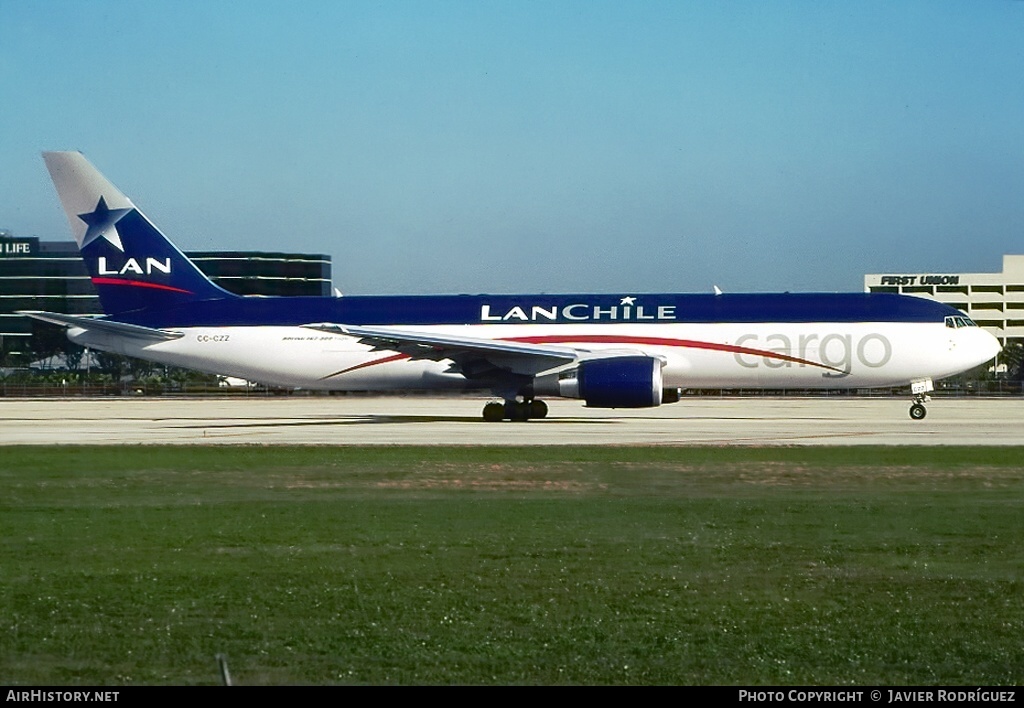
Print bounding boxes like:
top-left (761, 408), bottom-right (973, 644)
top-left (506, 401), bottom-right (530, 422)
top-left (909, 403), bottom-right (927, 420)
top-left (483, 398), bottom-right (549, 421)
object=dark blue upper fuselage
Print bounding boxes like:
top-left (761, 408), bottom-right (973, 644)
top-left (114, 291), bottom-right (960, 329)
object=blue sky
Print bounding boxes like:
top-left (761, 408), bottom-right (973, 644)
top-left (1, 1), bottom-right (1022, 294)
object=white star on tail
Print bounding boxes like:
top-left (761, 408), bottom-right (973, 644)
top-left (77, 196), bottom-right (131, 252)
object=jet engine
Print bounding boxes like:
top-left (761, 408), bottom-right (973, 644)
top-left (533, 355), bottom-right (678, 408)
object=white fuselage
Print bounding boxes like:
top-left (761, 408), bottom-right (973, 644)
top-left (68, 320), bottom-right (997, 392)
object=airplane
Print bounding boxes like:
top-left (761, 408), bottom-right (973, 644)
top-left (23, 151), bottom-right (1001, 421)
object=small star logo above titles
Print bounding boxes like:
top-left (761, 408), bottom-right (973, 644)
top-left (77, 196), bottom-right (132, 252)
top-left (620, 296), bottom-right (637, 306)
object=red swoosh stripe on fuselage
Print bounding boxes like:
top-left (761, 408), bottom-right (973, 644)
top-left (321, 352), bottom-right (409, 379)
top-left (511, 334), bottom-right (845, 373)
top-left (91, 277), bottom-right (194, 295)
top-left (319, 333), bottom-right (845, 379)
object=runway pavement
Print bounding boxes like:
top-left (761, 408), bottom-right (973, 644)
top-left (0, 395), bottom-right (1020, 445)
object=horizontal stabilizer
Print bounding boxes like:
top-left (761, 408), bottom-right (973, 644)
top-left (19, 311), bottom-right (184, 341)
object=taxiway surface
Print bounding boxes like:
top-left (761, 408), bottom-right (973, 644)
top-left (0, 396), bottom-right (1020, 445)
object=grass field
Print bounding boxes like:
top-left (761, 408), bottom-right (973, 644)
top-left (1, 446), bottom-right (1022, 685)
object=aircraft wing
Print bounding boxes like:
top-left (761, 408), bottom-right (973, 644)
top-left (19, 311), bottom-right (184, 341)
top-left (302, 322), bottom-right (587, 377)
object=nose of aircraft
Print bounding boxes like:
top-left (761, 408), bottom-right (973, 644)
top-left (985, 330), bottom-right (1003, 361)
top-left (968, 327), bottom-right (1003, 368)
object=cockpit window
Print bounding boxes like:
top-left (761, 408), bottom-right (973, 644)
top-left (945, 315), bottom-right (979, 329)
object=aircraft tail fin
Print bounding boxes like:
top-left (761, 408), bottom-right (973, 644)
top-left (42, 151), bottom-right (236, 316)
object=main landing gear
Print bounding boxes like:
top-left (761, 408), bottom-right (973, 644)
top-left (482, 398), bottom-right (549, 422)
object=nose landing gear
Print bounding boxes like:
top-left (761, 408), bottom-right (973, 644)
top-left (908, 378), bottom-right (934, 421)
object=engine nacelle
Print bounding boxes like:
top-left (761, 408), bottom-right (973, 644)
top-left (534, 356), bottom-right (668, 408)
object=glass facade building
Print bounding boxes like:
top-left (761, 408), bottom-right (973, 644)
top-left (0, 236), bottom-right (331, 359)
